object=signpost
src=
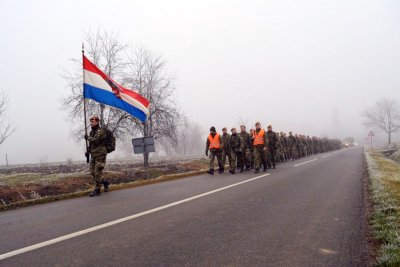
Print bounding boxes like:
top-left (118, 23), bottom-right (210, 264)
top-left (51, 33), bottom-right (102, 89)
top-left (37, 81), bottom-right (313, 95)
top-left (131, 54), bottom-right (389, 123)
top-left (368, 131), bottom-right (374, 149)
top-left (131, 136), bottom-right (155, 179)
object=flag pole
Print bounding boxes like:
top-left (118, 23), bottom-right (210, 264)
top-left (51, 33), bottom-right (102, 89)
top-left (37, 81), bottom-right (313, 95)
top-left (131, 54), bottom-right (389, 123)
top-left (82, 43), bottom-right (89, 163)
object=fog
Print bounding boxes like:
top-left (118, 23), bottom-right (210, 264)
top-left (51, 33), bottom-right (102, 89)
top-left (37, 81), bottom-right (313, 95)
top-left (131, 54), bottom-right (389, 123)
top-left (1, 0), bottom-right (399, 164)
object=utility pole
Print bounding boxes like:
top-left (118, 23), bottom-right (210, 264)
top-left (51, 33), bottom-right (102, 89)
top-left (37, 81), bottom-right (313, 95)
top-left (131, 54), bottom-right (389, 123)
top-left (5, 154), bottom-right (8, 167)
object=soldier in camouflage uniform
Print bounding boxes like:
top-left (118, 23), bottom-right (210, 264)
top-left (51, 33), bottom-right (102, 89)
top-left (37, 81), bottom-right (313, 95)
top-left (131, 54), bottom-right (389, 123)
top-left (280, 132), bottom-right (288, 162)
top-left (249, 128), bottom-right (255, 169)
top-left (84, 116), bottom-right (110, 197)
top-left (312, 136), bottom-right (319, 154)
top-left (229, 127), bottom-right (244, 174)
top-left (266, 125), bottom-right (278, 169)
top-left (275, 136), bottom-right (283, 163)
top-left (322, 137), bottom-right (329, 152)
top-left (252, 122), bottom-right (268, 173)
top-left (306, 135), bottom-right (313, 156)
top-left (287, 131), bottom-right (295, 160)
top-left (240, 125), bottom-right (253, 171)
top-left (221, 127), bottom-right (232, 171)
top-left (300, 135), bottom-right (307, 157)
top-left (294, 134), bottom-right (302, 159)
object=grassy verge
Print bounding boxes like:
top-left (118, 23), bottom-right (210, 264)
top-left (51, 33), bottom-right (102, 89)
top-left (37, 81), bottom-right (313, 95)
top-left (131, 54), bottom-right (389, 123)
top-left (366, 150), bottom-right (400, 266)
top-left (0, 159), bottom-right (209, 211)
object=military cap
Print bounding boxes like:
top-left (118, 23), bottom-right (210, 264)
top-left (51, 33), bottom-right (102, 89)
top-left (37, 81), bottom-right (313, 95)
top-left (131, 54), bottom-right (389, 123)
top-left (90, 116), bottom-right (100, 122)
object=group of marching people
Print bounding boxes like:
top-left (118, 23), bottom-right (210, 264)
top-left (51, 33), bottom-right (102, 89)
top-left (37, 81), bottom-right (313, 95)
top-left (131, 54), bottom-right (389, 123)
top-left (205, 122), bottom-right (342, 175)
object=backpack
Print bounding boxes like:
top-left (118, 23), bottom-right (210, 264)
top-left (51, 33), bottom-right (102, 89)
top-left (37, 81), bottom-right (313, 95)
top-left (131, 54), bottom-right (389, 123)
top-left (104, 128), bottom-right (116, 153)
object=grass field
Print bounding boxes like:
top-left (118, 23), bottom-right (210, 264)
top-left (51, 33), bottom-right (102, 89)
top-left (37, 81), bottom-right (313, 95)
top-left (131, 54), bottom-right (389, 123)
top-left (366, 150), bottom-right (400, 266)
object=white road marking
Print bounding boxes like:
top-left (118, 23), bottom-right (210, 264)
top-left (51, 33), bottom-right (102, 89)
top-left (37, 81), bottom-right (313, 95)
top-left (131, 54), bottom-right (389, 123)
top-left (321, 154), bottom-right (332, 158)
top-left (0, 173), bottom-right (270, 261)
top-left (293, 159), bottom-right (318, 167)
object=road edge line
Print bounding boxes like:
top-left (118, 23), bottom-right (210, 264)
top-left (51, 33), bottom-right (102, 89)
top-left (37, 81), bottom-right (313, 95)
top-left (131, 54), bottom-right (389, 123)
top-left (0, 173), bottom-right (270, 261)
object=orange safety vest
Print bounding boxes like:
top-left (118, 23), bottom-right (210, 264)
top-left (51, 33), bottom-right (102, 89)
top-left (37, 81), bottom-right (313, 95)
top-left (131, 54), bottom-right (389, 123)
top-left (208, 133), bottom-right (221, 149)
top-left (253, 129), bottom-right (265, 146)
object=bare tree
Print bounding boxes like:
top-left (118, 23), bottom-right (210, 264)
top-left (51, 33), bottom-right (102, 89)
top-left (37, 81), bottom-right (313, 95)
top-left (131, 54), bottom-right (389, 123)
top-left (187, 122), bottom-right (204, 156)
top-left (363, 98), bottom-right (400, 144)
top-left (0, 91), bottom-right (15, 146)
top-left (61, 28), bottom-right (184, 166)
top-left (61, 28), bottom-right (137, 142)
top-left (123, 46), bottom-right (183, 167)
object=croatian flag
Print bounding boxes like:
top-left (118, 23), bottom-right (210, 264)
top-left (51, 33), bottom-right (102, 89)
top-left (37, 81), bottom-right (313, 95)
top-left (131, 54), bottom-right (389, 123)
top-left (83, 55), bottom-right (150, 122)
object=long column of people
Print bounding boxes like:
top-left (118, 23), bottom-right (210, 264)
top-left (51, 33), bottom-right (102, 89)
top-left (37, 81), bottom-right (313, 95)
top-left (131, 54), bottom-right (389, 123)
top-left (205, 122), bottom-right (342, 175)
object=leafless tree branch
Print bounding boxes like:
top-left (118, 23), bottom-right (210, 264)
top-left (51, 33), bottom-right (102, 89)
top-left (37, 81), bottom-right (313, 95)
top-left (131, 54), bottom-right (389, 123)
top-left (0, 91), bottom-right (15, 146)
top-left (363, 97), bottom-right (400, 144)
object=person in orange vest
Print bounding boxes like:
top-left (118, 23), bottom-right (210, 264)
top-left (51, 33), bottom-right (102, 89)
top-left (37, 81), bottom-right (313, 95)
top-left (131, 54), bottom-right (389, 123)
top-left (252, 122), bottom-right (268, 173)
top-left (205, 126), bottom-right (224, 175)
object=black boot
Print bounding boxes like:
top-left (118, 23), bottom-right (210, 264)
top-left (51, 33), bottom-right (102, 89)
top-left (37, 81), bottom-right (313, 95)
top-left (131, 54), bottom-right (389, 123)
top-left (272, 165), bottom-right (276, 169)
top-left (263, 166), bottom-right (267, 172)
top-left (254, 168), bottom-right (260, 173)
top-left (229, 169), bottom-right (235, 174)
top-left (245, 166), bottom-right (250, 171)
top-left (207, 169), bottom-right (214, 175)
top-left (218, 167), bottom-right (224, 174)
top-left (89, 188), bottom-right (101, 197)
top-left (103, 180), bottom-right (110, 192)
top-left (240, 167), bottom-right (244, 173)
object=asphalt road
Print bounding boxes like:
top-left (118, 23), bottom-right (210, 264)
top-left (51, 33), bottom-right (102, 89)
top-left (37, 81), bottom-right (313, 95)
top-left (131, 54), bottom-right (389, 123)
top-left (0, 147), bottom-right (369, 267)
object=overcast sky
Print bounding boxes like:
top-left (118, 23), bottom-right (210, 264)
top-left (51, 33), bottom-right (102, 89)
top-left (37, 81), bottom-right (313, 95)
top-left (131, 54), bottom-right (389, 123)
top-left (1, 0), bottom-right (399, 164)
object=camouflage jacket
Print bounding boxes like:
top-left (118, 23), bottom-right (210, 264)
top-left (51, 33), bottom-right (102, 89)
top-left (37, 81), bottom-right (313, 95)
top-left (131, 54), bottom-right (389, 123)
top-left (306, 137), bottom-right (313, 150)
top-left (230, 133), bottom-right (244, 152)
top-left (221, 133), bottom-right (232, 150)
top-left (267, 130), bottom-right (279, 149)
top-left (240, 131), bottom-right (252, 149)
top-left (288, 135), bottom-right (295, 148)
top-left (88, 125), bottom-right (107, 158)
top-left (280, 135), bottom-right (288, 149)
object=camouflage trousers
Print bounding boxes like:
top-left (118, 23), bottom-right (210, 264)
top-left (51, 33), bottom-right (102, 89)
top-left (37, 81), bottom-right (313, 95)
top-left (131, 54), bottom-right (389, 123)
top-left (276, 149), bottom-right (282, 162)
top-left (90, 155), bottom-right (107, 190)
top-left (267, 147), bottom-right (277, 167)
top-left (287, 146), bottom-right (293, 160)
top-left (253, 145), bottom-right (267, 169)
top-left (230, 151), bottom-right (243, 171)
top-left (242, 147), bottom-right (252, 168)
top-left (278, 149), bottom-right (287, 162)
top-left (222, 149), bottom-right (232, 169)
top-left (209, 149), bottom-right (223, 170)
top-left (301, 146), bottom-right (307, 157)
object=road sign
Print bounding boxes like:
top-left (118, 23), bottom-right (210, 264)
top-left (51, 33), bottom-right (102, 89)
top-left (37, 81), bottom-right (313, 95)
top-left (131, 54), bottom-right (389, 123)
top-left (368, 131), bottom-right (374, 137)
top-left (131, 136), bottom-right (155, 154)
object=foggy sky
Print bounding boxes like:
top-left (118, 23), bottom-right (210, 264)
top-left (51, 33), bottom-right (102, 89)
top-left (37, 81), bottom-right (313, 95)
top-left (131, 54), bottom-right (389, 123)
top-left (1, 0), bottom-right (400, 164)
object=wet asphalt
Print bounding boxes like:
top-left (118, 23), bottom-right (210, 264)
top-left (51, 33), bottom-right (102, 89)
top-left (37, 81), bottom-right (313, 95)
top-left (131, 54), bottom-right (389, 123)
top-left (0, 147), bottom-right (369, 267)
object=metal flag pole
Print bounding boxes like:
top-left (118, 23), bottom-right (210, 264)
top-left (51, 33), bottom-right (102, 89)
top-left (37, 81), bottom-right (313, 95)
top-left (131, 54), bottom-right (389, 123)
top-left (82, 43), bottom-right (90, 163)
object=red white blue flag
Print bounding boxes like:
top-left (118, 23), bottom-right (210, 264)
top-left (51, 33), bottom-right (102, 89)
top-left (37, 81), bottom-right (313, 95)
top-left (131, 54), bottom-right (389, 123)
top-left (83, 55), bottom-right (150, 122)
